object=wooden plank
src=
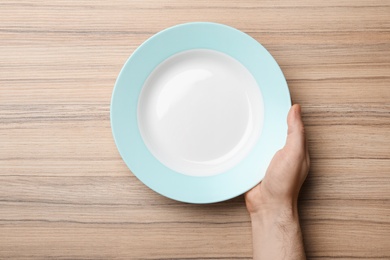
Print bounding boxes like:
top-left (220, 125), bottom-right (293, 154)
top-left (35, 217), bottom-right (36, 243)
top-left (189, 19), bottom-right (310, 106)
top-left (1, 0), bottom-right (389, 259)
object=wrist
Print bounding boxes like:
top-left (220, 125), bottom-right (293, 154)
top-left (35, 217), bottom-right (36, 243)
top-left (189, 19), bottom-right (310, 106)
top-left (249, 201), bottom-right (299, 226)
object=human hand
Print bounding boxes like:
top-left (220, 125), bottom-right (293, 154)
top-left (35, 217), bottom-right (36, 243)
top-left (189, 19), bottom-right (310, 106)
top-left (245, 104), bottom-right (309, 260)
top-left (245, 104), bottom-right (310, 216)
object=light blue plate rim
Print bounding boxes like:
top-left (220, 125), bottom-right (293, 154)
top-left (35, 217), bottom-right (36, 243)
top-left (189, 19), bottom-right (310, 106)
top-left (110, 22), bottom-right (291, 204)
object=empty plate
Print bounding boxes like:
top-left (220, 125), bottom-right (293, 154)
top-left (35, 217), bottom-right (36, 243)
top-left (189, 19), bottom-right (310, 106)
top-left (111, 22), bottom-right (290, 203)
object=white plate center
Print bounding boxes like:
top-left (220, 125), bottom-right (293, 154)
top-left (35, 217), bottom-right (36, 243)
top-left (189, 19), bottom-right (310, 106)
top-left (138, 49), bottom-right (264, 176)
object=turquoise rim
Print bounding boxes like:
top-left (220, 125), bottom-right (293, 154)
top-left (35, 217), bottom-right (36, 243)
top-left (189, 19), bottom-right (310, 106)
top-left (111, 22), bottom-right (291, 204)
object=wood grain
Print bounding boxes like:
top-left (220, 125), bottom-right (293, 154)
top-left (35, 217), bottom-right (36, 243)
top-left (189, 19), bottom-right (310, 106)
top-left (0, 0), bottom-right (389, 259)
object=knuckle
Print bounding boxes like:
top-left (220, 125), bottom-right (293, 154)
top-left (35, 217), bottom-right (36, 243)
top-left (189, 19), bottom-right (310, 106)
top-left (298, 125), bottom-right (305, 135)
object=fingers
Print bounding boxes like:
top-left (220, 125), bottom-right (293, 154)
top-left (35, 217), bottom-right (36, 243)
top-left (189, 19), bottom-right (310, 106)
top-left (305, 135), bottom-right (310, 168)
top-left (285, 104), bottom-right (306, 154)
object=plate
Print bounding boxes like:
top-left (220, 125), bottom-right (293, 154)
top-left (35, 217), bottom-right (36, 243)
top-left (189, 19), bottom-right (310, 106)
top-left (111, 22), bottom-right (291, 203)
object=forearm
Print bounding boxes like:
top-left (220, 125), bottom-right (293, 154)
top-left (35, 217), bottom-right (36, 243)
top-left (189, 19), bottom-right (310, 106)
top-left (250, 207), bottom-right (306, 260)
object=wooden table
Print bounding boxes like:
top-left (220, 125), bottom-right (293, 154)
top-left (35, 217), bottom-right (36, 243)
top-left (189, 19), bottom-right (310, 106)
top-left (1, 1), bottom-right (389, 259)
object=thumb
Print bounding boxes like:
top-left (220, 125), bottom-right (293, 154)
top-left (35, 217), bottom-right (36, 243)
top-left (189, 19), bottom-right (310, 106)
top-left (285, 104), bottom-right (305, 152)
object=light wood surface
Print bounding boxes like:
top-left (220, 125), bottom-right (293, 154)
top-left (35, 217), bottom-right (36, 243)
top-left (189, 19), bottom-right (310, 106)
top-left (1, 1), bottom-right (389, 259)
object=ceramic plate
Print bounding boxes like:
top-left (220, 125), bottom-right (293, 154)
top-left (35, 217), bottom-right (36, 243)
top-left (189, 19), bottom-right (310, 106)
top-left (111, 22), bottom-right (291, 203)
